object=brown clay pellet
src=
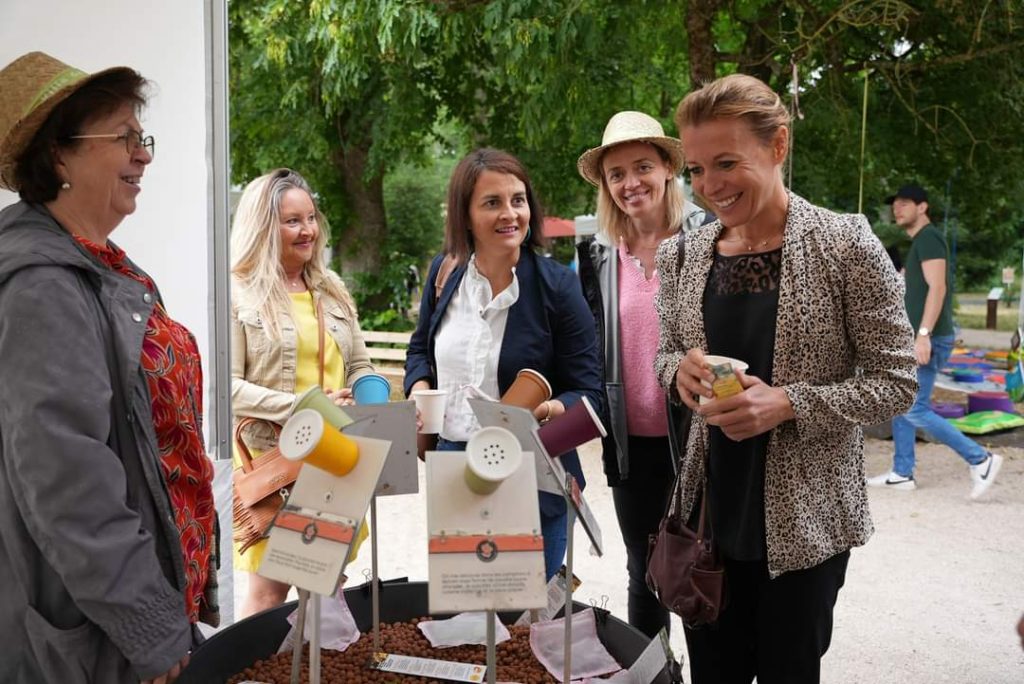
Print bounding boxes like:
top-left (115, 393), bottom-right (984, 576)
top-left (225, 618), bottom-right (583, 683)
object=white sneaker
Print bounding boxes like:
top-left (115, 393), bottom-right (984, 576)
top-left (866, 471), bottom-right (917, 490)
top-left (969, 453), bottom-right (1003, 500)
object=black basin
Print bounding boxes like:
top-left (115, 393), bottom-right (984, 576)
top-left (179, 579), bottom-right (671, 683)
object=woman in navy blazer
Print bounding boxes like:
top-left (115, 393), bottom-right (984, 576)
top-left (404, 148), bottom-right (603, 579)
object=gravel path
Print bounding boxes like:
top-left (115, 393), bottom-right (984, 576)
top-left (231, 436), bottom-right (1024, 682)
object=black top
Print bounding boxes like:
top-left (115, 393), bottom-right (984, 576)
top-left (701, 247), bottom-right (782, 560)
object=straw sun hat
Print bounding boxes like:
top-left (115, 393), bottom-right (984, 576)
top-left (576, 111), bottom-right (685, 187)
top-left (0, 51), bottom-right (134, 191)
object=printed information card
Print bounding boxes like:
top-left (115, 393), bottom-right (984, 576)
top-left (369, 652), bottom-right (486, 682)
top-left (258, 435), bottom-right (389, 596)
top-left (426, 447), bottom-right (547, 613)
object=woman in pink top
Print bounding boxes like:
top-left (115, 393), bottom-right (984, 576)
top-left (576, 111), bottom-right (708, 637)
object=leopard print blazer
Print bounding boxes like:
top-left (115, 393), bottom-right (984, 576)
top-left (654, 192), bottom-right (917, 578)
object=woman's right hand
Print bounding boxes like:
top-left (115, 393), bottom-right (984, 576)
top-left (409, 379), bottom-right (429, 439)
top-left (675, 348), bottom-right (715, 409)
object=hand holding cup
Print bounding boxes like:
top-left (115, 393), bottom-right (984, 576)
top-left (675, 350), bottom-right (750, 409)
top-left (700, 373), bottom-right (795, 442)
top-left (325, 387), bottom-right (355, 407)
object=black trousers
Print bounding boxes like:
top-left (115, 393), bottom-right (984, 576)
top-left (610, 434), bottom-right (675, 638)
top-left (684, 550), bottom-right (850, 684)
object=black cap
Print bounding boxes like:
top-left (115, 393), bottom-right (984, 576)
top-left (885, 183), bottom-right (928, 204)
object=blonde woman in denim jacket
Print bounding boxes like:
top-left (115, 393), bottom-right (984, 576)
top-left (230, 169), bottom-right (374, 617)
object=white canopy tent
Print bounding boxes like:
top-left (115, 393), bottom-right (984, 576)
top-left (0, 0), bottom-right (235, 621)
top-left (0, 0), bottom-right (232, 459)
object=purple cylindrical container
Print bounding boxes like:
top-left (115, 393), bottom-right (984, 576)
top-left (932, 402), bottom-right (966, 419)
top-left (967, 391), bottom-right (1014, 414)
top-left (536, 396), bottom-right (607, 458)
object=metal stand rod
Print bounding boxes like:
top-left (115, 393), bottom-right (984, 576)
top-left (291, 589), bottom-right (309, 684)
top-left (370, 495), bottom-right (381, 653)
top-left (563, 476), bottom-right (576, 684)
top-left (310, 593), bottom-right (321, 684)
top-left (486, 609), bottom-right (497, 684)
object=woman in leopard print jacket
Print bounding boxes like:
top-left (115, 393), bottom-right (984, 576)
top-left (655, 74), bottom-right (917, 683)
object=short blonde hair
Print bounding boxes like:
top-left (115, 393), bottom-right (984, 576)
top-left (674, 73), bottom-right (790, 148)
top-left (595, 143), bottom-right (685, 243)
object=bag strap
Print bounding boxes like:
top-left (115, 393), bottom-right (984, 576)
top-left (433, 254), bottom-right (458, 304)
top-left (316, 296), bottom-right (325, 387)
top-left (663, 229), bottom-right (711, 535)
top-left (234, 417), bottom-right (283, 473)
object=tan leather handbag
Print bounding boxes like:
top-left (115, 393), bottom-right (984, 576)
top-left (231, 418), bottom-right (302, 554)
top-left (232, 298), bottom-right (326, 553)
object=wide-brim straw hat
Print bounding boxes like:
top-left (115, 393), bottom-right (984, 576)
top-left (577, 111), bottom-right (685, 187)
top-left (0, 51), bottom-right (134, 191)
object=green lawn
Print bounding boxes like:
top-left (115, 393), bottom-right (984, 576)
top-left (954, 293), bottom-right (1020, 331)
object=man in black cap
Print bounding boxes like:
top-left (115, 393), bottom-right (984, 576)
top-left (867, 184), bottom-right (1002, 499)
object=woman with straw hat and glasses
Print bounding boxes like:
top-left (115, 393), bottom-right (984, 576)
top-left (0, 52), bottom-right (213, 683)
top-left (575, 111), bottom-right (707, 638)
top-left (657, 74), bottom-right (916, 683)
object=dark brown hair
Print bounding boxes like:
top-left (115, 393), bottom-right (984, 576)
top-left (15, 69), bottom-right (148, 203)
top-left (443, 148), bottom-right (546, 266)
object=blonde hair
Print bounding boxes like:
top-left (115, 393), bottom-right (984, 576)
top-left (595, 143), bottom-right (685, 243)
top-left (674, 74), bottom-right (790, 148)
top-left (230, 168), bottom-right (356, 339)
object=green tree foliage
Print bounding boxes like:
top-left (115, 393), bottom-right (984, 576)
top-left (680, 0), bottom-right (1024, 287)
top-left (230, 0), bottom-right (1024, 322)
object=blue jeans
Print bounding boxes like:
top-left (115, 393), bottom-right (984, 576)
top-left (437, 438), bottom-right (567, 580)
top-left (891, 334), bottom-right (987, 477)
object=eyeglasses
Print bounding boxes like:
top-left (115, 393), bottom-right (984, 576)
top-left (67, 130), bottom-right (155, 158)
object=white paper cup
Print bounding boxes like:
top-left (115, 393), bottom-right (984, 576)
top-left (411, 389), bottom-right (448, 434)
top-left (699, 355), bottom-right (749, 405)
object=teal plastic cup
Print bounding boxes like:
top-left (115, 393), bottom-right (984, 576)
top-left (352, 373), bottom-right (391, 405)
top-left (293, 386), bottom-right (352, 429)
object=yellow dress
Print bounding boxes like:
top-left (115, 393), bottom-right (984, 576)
top-left (233, 292), bottom-right (368, 572)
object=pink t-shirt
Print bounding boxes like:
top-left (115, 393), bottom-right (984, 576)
top-left (617, 243), bottom-right (668, 436)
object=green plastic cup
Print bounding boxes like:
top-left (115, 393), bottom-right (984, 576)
top-left (293, 386), bottom-right (353, 429)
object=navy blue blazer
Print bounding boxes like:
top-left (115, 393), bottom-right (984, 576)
top-left (404, 249), bottom-right (604, 517)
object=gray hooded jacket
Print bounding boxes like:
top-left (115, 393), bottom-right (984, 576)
top-left (576, 200), bottom-right (707, 484)
top-left (0, 201), bottom-right (195, 682)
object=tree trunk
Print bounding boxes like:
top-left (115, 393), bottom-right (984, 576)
top-left (686, 0), bottom-right (719, 86)
top-left (739, 14), bottom-right (777, 85)
top-left (331, 138), bottom-right (386, 280)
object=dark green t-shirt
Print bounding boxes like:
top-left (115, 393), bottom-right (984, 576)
top-left (904, 223), bottom-right (954, 336)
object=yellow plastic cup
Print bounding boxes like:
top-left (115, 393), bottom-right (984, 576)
top-left (279, 408), bottom-right (359, 476)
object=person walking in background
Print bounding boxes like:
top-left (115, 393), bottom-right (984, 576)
top-left (867, 183), bottom-right (1003, 498)
top-left (404, 148), bottom-right (602, 580)
top-left (230, 168), bottom-right (374, 617)
top-left (660, 73), bottom-right (916, 683)
top-left (575, 111), bottom-right (705, 638)
top-left (0, 51), bottom-right (213, 683)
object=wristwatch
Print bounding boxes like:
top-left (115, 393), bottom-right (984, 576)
top-left (918, 326), bottom-right (930, 337)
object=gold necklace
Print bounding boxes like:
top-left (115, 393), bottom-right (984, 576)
top-left (723, 232), bottom-right (779, 252)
